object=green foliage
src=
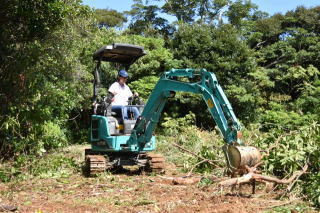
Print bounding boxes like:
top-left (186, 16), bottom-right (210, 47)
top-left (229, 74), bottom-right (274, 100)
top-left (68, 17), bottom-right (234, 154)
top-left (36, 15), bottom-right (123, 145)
top-left (162, 0), bottom-right (197, 23)
top-left (168, 22), bottom-right (260, 123)
top-left (94, 9), bottom-right (127, 28)
top-left (295, 79), bottom-right (320, 118)
top-left (41, 121), bottom-right (68, 150)
top-left (264, 204), bottom-right (314, 213)
top-left (158, 112), bottom-right (224, 174)
top-left (0, 169), bottom-right (10, 183)
top-left (0, 145), bottom-right (83, 181)
top-left (129, 76), bottom-right (159, 102)
top-left (28, 154), bottom-right (78, 178)
top-left (125, 0), bottom-right (172, 36)
top-left (196, 0), bottom-right (230, 23)
top-left (0, 0), bottom-right (95, 157)
top-left (162, 0), bottom-right (257, 25)
top-left (171, 22), bottom-right (257, 80)
top-left (0, 0), bottom-right (70, 43)
top-left (117, 35), bottom-right (182, 79)
top-left (161, 111), bottom-right (196, 135)
top-left (157, 125), bottom-right (224, 175)
top-left (259, 104), bottom-right (312, 131)
top-left (197, 177), bottom-right (214, 188)
top-left (252, 122), bottom-right (320, 207)
top-left (304, 173), bottom-right (320, 208)
top-left (226, 0), bottom-right (257, 27)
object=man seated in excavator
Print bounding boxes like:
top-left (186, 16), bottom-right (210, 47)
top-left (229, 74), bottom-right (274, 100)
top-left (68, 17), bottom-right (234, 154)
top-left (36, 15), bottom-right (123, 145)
top-left (108, 69), bottom-right (140, 120)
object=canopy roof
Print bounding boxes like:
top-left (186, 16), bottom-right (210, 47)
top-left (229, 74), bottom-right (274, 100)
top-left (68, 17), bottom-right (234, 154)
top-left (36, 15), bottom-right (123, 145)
top-left (93, 43), bottom-right (146, 66)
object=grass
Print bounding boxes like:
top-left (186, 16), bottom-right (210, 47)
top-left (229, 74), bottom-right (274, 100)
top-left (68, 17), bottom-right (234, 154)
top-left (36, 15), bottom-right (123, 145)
top-left (0, 144), bottom-right (87, 182)
top-left (264, 203), bottom-right (317, 213)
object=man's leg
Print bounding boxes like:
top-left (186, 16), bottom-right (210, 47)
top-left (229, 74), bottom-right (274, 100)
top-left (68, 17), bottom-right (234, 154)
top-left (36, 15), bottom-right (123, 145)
top-left (132, 107), bottom-right (140, 119)
top-left (122, 106), bottom-right (129, 120)
top-left (125, 106), bottom-right (140, 120)
top-left (111, 105), bottom-right (124, 119)
top-left (123, 106), bottom-right (140, 120)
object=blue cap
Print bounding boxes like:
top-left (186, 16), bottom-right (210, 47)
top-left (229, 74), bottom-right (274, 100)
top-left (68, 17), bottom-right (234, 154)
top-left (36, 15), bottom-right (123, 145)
top-left (118, 70), bottom-right (128, 78)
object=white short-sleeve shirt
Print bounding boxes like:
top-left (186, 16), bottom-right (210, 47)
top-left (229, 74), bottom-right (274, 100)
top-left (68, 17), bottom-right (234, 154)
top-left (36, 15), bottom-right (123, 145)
top-left (108, 82), bottom-right (133, 106)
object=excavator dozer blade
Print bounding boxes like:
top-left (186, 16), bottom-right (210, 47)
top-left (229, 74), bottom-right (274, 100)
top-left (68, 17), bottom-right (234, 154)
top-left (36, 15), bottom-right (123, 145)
top-left (223, 145), bottom-right (261, 171)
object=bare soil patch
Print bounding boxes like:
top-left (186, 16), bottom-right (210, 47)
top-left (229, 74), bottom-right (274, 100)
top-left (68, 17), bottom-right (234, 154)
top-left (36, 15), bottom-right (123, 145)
top-left (0, 171), bottom-right (304, 213)
top-left (0, 145), bottom-right (311, 212)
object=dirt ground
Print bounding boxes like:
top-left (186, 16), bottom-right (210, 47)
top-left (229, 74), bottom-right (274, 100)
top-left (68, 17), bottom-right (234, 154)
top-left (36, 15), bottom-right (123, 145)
top-left (0, 169), bottom-right (308, 213)
top-left (0, 145), bottom-right (312, 213)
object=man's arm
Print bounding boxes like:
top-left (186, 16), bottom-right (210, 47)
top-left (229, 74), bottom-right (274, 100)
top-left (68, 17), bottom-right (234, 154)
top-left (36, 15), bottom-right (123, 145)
top-left (108, 82), bottom-right (117, 95)
top-left (127, 85), bottom-right (133, 97)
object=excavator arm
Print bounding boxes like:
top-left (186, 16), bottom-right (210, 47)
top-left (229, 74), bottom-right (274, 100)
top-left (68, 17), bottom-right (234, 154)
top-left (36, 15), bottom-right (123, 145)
top-left (128, 68), bottom-right (242, 146)
top-left (127, 68), bottom-right (260, 170)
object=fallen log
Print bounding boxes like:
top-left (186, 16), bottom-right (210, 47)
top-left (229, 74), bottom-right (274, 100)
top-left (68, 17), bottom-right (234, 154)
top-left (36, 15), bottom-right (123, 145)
top-left (219, 164), bottom-right (308, 187)
top-left (159, 176), bottom-right (202, 185)
top-left (172, 176), bottom-right (202, 185)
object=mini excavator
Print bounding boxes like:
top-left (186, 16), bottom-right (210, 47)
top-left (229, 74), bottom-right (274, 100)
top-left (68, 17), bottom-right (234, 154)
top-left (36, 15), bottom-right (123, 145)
top-left (85, 43), bottom-right (261, 175)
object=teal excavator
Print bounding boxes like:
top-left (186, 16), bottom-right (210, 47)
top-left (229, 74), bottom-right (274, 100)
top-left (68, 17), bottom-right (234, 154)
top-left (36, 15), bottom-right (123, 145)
top-left (85, 43), bottom-right (261, 175)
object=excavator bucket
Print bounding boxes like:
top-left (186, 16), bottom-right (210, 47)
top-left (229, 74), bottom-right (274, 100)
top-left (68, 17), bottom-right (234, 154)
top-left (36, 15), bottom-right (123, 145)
top-left (223, 145), bottom-right (261, 171)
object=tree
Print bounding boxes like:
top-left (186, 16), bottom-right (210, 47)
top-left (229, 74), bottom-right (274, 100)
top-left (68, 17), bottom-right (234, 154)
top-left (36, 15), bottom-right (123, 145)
top-left (225, 0), bottom-right (257, 27)
top-left (196, 0), bottom-right (230, 23)
top-left (242, 6), bottom-right (320, 131)
top-left (162, 0), bottom-right (197, 23)
top-left (0, 0), bottom-right (96, 158)
top-left (125, 0), bottom-right (172, 36)
top-left (94, 9), bottom-right (127, 28)
top-left (0, 0), bottom-right (67, 44)
top-left (167, 23), bottom-right (260, 124)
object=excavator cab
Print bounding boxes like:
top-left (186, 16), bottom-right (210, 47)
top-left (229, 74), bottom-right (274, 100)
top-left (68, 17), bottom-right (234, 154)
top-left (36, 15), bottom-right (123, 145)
top-left (92, 43), bottom-right (146, 136)
top-left (86, 43), bottom-right (161, 175)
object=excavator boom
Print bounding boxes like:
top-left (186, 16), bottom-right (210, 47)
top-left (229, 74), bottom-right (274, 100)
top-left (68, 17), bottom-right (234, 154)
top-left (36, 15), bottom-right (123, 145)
top-left (129, 69), bottom-right (241, 146)
top-left (128, 68), bottom-right (260, 171)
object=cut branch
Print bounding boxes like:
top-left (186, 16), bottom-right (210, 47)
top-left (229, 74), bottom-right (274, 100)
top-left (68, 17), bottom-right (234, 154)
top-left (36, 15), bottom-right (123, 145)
top-left (187, 159), bottom-right (209, 176)
top-left (219, 164), bottom-right (308, 187)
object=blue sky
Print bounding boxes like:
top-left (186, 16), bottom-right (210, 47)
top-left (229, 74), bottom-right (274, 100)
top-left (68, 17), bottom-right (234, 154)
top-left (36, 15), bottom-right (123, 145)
top-left (82, 0), bottom-right (319, 16)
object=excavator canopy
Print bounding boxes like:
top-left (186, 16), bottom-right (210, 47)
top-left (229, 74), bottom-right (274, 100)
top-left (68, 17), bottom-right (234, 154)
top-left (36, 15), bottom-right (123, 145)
top-left (93, 43), bottom-right (146, 66)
